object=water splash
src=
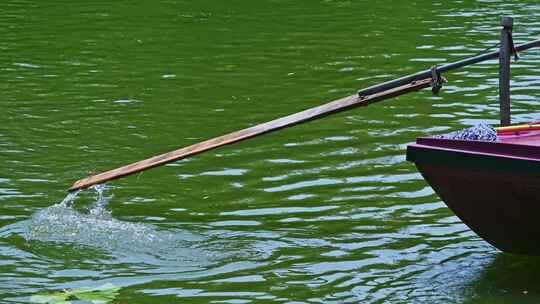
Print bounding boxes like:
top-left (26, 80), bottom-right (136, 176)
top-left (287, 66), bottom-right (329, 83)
top-left (59, 189), bottom-right (80, 208)
top-left (23, 185), bottom-right (206, 263)
top-left (88, 184), bottom-right (112, 217)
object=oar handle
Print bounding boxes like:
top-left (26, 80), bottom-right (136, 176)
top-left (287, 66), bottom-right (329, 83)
top-left (358, 38), bottom-right (540, 97)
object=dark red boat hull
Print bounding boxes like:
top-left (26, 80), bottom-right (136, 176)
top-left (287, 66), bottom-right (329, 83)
top-left (407, 132), bottom-right (540, 255)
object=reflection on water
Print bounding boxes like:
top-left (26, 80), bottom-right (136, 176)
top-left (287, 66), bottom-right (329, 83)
top-left (465, 254), bottom-right (540, 303)
top-left (3, 0), bottom-right (540, 303)
top-left (0, 183), bottom-right (496, 303)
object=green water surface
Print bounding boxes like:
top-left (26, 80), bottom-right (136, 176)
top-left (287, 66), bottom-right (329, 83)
top-left (3, 1), bottom-right (540, 303)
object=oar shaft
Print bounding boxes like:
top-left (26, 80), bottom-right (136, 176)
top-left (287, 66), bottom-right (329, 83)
top-left (358, 38), bottom-right (540, 97)
top-left (69, 78), bottom-right (432, 191)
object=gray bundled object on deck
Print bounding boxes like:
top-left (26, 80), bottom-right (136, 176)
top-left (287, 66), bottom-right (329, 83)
top-left (437, 122), bottom-right (497, 141)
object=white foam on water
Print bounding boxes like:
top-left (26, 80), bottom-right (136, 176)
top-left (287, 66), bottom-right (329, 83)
top-left (23, 185), bottom-right (208, 264)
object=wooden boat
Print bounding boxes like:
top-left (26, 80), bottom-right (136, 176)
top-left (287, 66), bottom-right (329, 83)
top-left (407, 126), bottom-right (540, 255)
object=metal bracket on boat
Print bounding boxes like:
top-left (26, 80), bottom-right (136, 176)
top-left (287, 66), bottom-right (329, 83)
top-left (356, 77), bottom-right (433, 107)
top-left (430, 65), bottom-right (447, 95)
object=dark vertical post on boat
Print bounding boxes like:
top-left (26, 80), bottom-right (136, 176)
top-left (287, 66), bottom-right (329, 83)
top-left (499, 16), bottom-right (513, 126)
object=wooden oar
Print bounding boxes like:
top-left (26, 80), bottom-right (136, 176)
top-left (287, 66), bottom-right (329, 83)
top-left (68, 37), bottom-right (540, 192)
top-left (69, 78), bottom-right (432, 192)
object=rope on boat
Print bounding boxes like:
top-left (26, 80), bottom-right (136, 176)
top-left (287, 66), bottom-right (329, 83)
top-left (430, 65), bottom-right (447, 95)
top-left (437, 123), bottom-right (497, 141)
top-left (507, 26), bottom-right (520, 61)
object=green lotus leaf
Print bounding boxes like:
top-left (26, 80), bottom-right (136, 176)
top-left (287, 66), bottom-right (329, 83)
top-left (30, 292), bottom-right (71, 303)
top-left (30, 283), bottom-right (119, 304)
top-left (73, 289), bottom-right (119, 303)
